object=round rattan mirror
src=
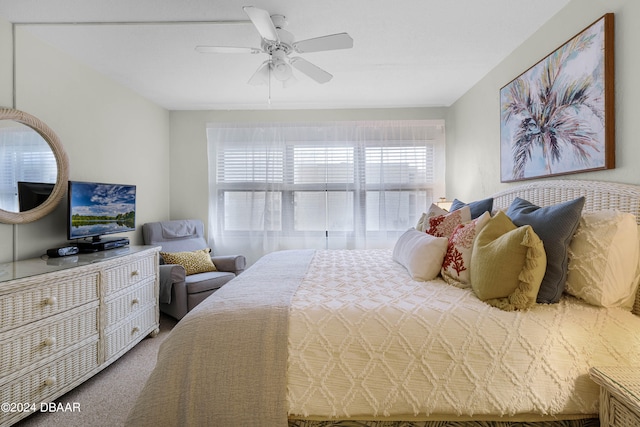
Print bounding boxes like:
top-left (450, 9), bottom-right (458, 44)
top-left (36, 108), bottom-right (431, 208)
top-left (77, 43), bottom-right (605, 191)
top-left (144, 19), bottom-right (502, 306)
top-left (0, 108), bottom-right (69, 224)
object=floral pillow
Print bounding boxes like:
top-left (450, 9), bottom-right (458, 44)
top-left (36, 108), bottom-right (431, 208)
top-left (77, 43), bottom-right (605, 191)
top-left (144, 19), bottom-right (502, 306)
top-left (441, 211), bottom-right (491, 288)
top-left (425, 205), bottom-right (471, 238)
top-left (415, 204), bottom-right (449, 232)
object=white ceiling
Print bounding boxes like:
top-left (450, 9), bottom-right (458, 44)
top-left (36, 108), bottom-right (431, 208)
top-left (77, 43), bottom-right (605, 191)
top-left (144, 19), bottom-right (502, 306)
top-left (0, 0), bottom-right (570, 111)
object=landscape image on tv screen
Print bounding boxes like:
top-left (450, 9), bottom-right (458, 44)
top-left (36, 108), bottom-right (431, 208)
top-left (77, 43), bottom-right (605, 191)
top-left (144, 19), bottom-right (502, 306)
top-left (69, 182), bottom-right (136, 239)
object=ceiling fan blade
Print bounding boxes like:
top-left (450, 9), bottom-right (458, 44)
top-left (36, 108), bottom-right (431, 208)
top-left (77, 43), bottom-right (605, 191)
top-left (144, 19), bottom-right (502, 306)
top-left (195, 46), bottom-right (262, 54)
top-left (243, 6), bottom-right (279, 43)
top-left (293, 33), bottom-right (353, 53)
top-left (290, 57), bottom-right (333, 84)
top-left (248, 61), bottom-right (270, 86)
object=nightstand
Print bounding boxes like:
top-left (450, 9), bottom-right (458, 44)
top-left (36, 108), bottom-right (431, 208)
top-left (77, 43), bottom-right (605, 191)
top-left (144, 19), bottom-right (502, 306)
top-left (590, 366), bottom-right (640, 426)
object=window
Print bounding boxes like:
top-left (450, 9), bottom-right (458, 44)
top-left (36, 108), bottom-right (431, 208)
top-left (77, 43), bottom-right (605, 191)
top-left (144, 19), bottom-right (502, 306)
top-left (207, 120), bottom-right (445, 263)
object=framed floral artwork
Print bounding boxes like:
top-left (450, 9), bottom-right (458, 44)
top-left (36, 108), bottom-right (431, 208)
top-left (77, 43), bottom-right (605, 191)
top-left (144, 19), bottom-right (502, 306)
top-left (500, 13), bottom-right (614, 182)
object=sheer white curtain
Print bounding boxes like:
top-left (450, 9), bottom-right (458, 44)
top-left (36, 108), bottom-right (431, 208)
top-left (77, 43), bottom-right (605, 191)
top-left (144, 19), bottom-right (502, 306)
top-left (207, 120), bottom-right (445, 264)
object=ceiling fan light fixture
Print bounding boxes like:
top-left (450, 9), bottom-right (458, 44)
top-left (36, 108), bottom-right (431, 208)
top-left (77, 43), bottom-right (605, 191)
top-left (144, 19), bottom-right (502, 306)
top-left (270, 50), bottom-right (293, 81)
top-left (271, 59), bottom-right (292, 81)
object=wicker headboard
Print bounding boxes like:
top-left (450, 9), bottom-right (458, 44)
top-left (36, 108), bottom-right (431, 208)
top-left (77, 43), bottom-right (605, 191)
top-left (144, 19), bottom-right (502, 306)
top-left (491, 179), bottom-right (640, 224)
top-left (490, 179), bottom-right (640, 314)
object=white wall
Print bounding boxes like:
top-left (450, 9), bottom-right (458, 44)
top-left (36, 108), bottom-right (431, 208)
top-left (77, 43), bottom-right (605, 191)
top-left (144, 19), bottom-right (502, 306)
top-left (168, 108), bottom-right (447, 231)
top-left (446, 0), bottom-right (640, 200)
top-left (0, 21), bottom-right (171, 262)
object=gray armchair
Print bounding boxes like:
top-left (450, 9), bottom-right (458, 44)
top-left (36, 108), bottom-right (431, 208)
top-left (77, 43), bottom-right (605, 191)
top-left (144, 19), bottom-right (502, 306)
top-left (142, 219), bottom-right (245, 320)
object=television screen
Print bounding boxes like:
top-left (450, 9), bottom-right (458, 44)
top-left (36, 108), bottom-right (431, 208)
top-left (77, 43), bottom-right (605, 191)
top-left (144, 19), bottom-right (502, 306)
top-left (67, 181), bottom-right (136, 241)
top-left (17, 181), bottom-right (55, 212)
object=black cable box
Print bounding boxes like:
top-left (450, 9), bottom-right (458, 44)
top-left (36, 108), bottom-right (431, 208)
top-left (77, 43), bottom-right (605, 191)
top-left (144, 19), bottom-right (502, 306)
top-left (77, 237), bottom-right (130, 253)
top-left (47, 246), bottom-right (79, 258)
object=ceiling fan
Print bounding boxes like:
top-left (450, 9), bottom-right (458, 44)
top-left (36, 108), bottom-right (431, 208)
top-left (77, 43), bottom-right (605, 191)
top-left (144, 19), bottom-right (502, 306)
top-left (196, 6), bottom-right (353, 87)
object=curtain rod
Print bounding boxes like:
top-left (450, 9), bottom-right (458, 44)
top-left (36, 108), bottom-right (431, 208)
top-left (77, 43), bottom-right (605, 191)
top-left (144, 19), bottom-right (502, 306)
top-left (13, 20), bottom-right (251, 27)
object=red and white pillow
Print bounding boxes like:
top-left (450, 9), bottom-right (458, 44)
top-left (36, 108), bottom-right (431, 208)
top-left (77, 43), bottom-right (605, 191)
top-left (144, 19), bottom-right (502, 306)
top-left (440, 212), bottom-right (491, 287)
top-left (423, 205), bottom-right (471, 238)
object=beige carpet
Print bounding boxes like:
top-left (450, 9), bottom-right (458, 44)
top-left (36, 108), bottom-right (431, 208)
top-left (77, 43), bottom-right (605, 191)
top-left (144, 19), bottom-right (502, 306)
top-left (13, 314), bottom-right (177, 427)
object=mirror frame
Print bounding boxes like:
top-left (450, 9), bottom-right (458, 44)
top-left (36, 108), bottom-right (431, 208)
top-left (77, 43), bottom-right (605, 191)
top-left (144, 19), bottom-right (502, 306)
top-left (0, 108), bottom-right (69, 224)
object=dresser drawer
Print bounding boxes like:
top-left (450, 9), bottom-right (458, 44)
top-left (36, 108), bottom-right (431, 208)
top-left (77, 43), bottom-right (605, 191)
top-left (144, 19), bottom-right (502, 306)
top-left (104, 306), bottom-right (156, 361)
top-left (104, 278), bottom-right (156, 326)
top-left (0, 273), bottom-right (99, 333)
top-left (103, 255), bottom-right (156, 295)
top-left (0, 341), bottom-right (98, 426)
top-left (0, 303), bottom-right (99, 378)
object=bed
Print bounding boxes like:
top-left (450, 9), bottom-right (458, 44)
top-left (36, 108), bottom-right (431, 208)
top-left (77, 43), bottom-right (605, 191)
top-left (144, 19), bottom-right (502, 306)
top-left (126, 179), bottom-right (640, 427)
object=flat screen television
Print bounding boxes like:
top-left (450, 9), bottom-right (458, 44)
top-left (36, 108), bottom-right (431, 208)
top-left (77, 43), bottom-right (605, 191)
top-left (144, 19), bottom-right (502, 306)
top-left (17, 181), bottom-right (55, 212)
top-left (67, 180), bottom-right (136, 243)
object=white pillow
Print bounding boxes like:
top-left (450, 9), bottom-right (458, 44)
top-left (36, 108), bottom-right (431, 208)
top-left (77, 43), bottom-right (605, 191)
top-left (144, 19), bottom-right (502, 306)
top-left (565, 210), bottom-right (640, 309)
top-left (393, 228), bottom-right (448, 281)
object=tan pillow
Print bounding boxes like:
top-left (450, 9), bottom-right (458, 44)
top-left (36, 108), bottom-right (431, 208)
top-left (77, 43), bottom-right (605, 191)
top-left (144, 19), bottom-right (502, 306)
top-left (160, 248), bottom-right (217, 275)
top-left (470, 211), bottom-right (546, 311)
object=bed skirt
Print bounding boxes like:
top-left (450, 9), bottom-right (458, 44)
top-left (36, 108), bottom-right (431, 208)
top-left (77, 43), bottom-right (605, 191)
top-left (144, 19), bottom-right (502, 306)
top-left (288, 418), bottom-right (599, 427)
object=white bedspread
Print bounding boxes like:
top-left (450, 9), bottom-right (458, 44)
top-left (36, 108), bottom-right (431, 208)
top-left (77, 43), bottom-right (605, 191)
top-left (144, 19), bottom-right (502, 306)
top-left (287, 249), bottom-right (640, 419)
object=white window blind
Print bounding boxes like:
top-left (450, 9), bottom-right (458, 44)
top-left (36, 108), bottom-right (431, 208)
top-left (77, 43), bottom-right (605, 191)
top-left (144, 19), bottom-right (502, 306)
top-left (207, 120), bottom-right (445, 263)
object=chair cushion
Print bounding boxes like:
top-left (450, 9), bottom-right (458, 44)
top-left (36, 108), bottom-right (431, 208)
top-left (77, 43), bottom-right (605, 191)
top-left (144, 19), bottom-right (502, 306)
top-left (185, 271), bottom-right (236, 294)
top-left (143, 219), bottom-right (209, 252)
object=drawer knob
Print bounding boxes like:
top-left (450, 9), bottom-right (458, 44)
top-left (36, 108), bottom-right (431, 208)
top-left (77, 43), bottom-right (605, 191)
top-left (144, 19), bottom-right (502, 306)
top-left (44, 337), bottom-right (57, 347)
top-left (44, 296), bottom-right (57, 306)
top-left (44, 376), bottom-right (56, 386)
top-left (131, 298), bottom-right (140, 305)
top-left (132, 326), bottom-right (140, 334)
top-left (131, 270), bottom-right (140, 277)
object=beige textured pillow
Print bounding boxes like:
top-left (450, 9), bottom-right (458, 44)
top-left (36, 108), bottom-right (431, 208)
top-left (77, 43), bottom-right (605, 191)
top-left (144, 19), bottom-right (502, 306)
top-left (393, 228), bottom-right (449, 281)
top-left (565, 210), bottom-right (640, 309)
top-left (160, 248), bottom-right (217, 275)
top-left (470, 211), bottom-right (546, 311)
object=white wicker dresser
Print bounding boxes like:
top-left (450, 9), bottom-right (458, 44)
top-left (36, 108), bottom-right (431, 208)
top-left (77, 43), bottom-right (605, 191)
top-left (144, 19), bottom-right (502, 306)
top-left (590, 366), bottom-right (640, 427)
top-left (0, 245), bottom-right (160, 426)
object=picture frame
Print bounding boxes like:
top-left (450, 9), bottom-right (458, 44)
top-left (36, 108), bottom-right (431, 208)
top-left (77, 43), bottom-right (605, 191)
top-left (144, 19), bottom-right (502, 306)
top-left (500, 13), bottom-right (614, 182)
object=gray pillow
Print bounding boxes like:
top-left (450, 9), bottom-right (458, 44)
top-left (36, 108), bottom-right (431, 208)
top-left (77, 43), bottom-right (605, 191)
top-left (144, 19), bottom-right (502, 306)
top-left (451, 197), bottom-right (493, 219)
top-left (506, 196), bottom-right (585, 304)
